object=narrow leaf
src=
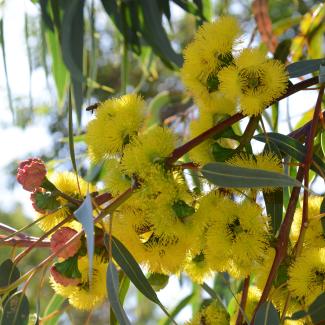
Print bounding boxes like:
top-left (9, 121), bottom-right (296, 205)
top-left (1, 291), bottom-right (29, 325)
top-left (110, 237), bottom-right (175, 323)
top-left (286, 58), bottom-right (324, 78)
top-left (42, 294), bottom-right (66, 325)
top-left (106, 262), bottom-right (131, 325)
top-left (74, 194), bottom-right (94, 280)
top-left (255, 301), bottom-right (280, 325)
top-left (161, 293), bottom-right (195, 325)
top-left (308, 292), bottom-right (325, 323)
top-left (201, 163), bottom-right (302, 188)
top-left (254, 132), bottom-right (325, 177)
top-left (61, 0), bottom-right (85, 124)
top-left (0, 259), bottom-right (20, 289)
top-left (0, 19), bottom-right (14, 120)
top-left (68, 90), bottom-right (78, 174)
top-left (138, 0), bottom-right (183, 68)
top-left (319, 62), bottom-right (325, 83)
top-left (263, 190), bottom-right (283, 235)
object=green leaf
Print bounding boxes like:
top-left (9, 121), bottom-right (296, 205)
top-left (263, 190), bottom-right (283, 235)
top-left (286, 58), bottom-right (325, 78)
top-left (211, 143), bottom-right (235, 162)
top-left (54, 255), bottom-right (81, 279)
top-left (0, 259), bottom-right (20, 290)
top-left (68, 91), bottom-right (78, 175)
top-left (109, 236), bottom-right (175, 323)
top-left (138, 0), bottom-right (183, 68)
top-left (61, 0), bottom-right (85, 124)
top-left (74, 194), bottom-right (94, 280)
top-left (146, 91), bottom-right (171, 127)
top-left (308, 292), bottom-right (325, 323)
top-left (319, 61), bottom-right (325, 83)
top-left (289, 310), bottom-right (308, 320)
top-left (254, 133), bottom-right (325, 177)
top-left (274, 39), bottom-right (292, 63)
top-left (42, 294), bottom-right (66, 325)
top-left (201, 163), bottom-right (302, 188)
top-left (45, 29), bottom-right (69, 110)
top-left (0, 19), bottom-right (14, 120)
top-left (34, 192), bottom-right (60, 211)
top-left (106, 262), bottom-right (131, 325)
top-left (255, 301), bottom-right (280, 325)
top-left (321, 197), bottom-right (325, 243)
top-left (39, 0), bottom-right (54, 31)
top-left (160, 293), bottom-right (195, 325)
top-left (321, 132), bottom-right (325, 157)
top-left (1, 291), bottom-right (29, 325)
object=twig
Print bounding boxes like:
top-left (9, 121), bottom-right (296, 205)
top-left (235, 276), bottom-right (250, 325)
top-left (0, 234), bottom-right (50, 248)
top-left (251, 84), bottom-right (324, 323)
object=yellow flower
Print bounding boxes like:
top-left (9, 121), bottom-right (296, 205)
top-left (219, 48), bottom-right (288, 116)
top-left (184, 252), bottom-right (212, 284)
top-left (102, 159), bottom-right (131, 196)
top-left (181, 16), bottom-right (240, 113)
top-left (121, 126), bottom-right (176, 179)
top-left (187, 301), bottom-right (230, 325)
top-left (229, 286), bottom-right (261, 324)
top-left (290, 196), bottom-right (324, 248)
top-left (205, 198), bottom-right (269, 278)
top-left (189, 111), bottom-right (237, 165)
top-left (36, 172), bottom-right (95, 232)
top-left (254, 247), bottom-right (276, 290)
top-left (288, 248), bottom-right (325, 305)
top-left (85, 94), bottom-right (145, 162)
top-left (68, 255), bottom-right (108, 310)
top-left (271, 286), bottom-right (306, 325)
top-left (226, 152), bottom-right (283, 193)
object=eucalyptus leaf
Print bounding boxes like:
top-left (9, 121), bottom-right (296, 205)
top-left (263, 190), bottom-right (283, 235)
top-left (307, 292), bottom-right (325, 323)
top-left (0, 259), bottom-right (20, 290)
top-left (106, 262), bottom-right (131, 325)
top-left (108, 236), bottom-right (176, 323)
top-left (255, 301), bottom-right (280, 325)
top-left (254, 133), bottom-right (325, 177)
top-left (1, 291), bottom-right (29, 325)
top-left (286, 58), bottom-right (324, 78)
top-left (42, 294), bottom-right (66, 325)
top-left (201, 162), bottom-right (301, 188)
top-left (74, 194), bottom-right (94, 281)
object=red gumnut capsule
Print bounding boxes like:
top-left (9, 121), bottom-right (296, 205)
top-left (51, 227), bottom-right (81, 259)
top-left (50, 265), bottom-right (81, 286)
top-left (16, 158), bottom-right (47, 192)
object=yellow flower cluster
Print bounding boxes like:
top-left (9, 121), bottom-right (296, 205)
top-left (181, 16), bottom-right (288, 117)
top-left (187, 301), bottom-right (230, 325)
top-left (51, 255), bottom-right (108, 310)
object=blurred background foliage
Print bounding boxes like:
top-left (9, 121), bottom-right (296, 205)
top-left (0, 0), bottom-right (324, 323)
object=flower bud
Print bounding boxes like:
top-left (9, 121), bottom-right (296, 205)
top-left (51, 227), bottom-right (81, 259)
top-left (50, 265), bottom-right (80, 286)
top-left (17, 158), bottom-right (47, 192)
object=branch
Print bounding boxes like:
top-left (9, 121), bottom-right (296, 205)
top-left (0, 234), bottom-right (50, 248)
top-left (251, 84), bottom-right (324, 322)
top-left (236, 276), bottom-right (250, 325)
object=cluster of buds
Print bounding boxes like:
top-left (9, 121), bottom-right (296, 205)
top-left (16, 158), bottom-right (59, 213)
top-left (50, 227), bottom-right (83, 286)
top-left (16, 158), bottom-right (47, 192)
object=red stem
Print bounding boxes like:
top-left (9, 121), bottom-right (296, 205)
top-left (0, 234), bottom-right (50, 248)
top-left (251, 84), bottom-right (324, 322)
top-left (236, 276), bottom-right (250, 325)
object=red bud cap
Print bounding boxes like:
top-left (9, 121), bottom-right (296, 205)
top-left (17, 158), bottom-right (47, 192)
top-left (50, 266), bottom-right (81, 286)
top-left (51, 227), bottom-right (81, 259)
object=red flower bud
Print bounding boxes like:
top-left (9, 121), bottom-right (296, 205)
top-left (51, 227), bottom-right (81, 259)
top-left (50, 266), bottom-right (80, 286)
top-left (17, 158), bottom-right (47, 192)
